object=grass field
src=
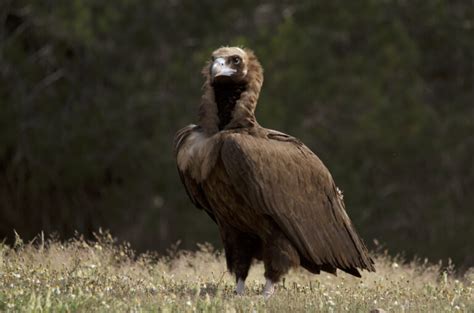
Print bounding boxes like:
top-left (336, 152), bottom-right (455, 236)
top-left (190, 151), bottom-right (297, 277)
top-left (0, 232), bottom-right (472, 312)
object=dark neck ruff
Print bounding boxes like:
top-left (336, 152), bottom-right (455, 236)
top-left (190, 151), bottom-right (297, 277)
top-left (213, 83), bottom-right (247, 130)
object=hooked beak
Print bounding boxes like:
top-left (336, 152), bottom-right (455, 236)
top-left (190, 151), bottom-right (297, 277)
top-left (211, 57), bottom-right (236, 80)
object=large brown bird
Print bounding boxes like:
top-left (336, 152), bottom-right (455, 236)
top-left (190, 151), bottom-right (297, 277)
top-left (174, 47), bottom-right (375, 299)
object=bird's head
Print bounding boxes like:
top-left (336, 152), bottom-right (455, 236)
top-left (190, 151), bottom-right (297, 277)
top-left (209, 47), bottom-right (248, 85)
top-left (206, 47), bottom-right (262, 87)
top-left (199, 46), bottom-right (263, 132)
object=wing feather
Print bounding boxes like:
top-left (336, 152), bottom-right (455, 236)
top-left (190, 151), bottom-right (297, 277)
top-left (174, 125), bottom-right (216, 222)
top-left (220, 131), bottom-right (374, 273)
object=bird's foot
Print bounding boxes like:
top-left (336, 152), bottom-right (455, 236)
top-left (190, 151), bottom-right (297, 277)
top-left (235, 278), bottom-right (245, 295)
top-left (262, 278), bottom-right (275, 300)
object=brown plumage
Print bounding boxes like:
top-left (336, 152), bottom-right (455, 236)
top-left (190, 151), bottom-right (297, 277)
top-left (174, 47), bottom-right (375, 298)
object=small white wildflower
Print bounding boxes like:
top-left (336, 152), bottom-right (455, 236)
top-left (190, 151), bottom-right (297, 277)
top-left (186, 300), bottom-right (192, 306)
top-left (12, 273), bottom-right (21, 278)
top-left (392, 262), bottom-right (399, 269)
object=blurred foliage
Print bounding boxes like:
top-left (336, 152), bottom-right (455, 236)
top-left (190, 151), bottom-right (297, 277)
top-left (0, 1), bottom-right (472, 267)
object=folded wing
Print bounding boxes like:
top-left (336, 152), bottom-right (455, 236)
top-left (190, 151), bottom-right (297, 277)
top-left (220, 131), bottom-right (375, 275)
top-left (174, 125), bottom-right (216, 222)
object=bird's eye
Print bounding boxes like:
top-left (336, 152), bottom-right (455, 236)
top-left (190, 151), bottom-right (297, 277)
top-left (232, 56), bottom-right (241, 65)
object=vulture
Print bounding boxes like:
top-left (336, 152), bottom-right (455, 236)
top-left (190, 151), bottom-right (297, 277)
top-left (174, 47), bottom-right (375, 299)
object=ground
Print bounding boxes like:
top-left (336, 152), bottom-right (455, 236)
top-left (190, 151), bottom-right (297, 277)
top-left (0, 232), bottom-right (472, 312)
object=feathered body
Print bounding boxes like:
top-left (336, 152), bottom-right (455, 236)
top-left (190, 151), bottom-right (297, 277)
top-left (174, 47), bottom-right (374, 298)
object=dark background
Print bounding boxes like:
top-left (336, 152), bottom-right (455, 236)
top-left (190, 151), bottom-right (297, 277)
top-left (1, 1), bottom-right (472, 269)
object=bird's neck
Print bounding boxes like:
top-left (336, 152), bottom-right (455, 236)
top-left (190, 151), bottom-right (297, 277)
top-left (213, 83), bottom-right (247, 130)
top-left (198, 81), bottom-right (260, 134)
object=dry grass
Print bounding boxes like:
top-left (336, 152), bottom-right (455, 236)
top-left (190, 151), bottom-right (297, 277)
top-left (0, 232), bottom-right (472, 312)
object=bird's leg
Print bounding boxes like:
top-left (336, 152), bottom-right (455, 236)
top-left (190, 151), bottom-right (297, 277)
top-left (235, 277), bottom-right (246, 295)
top-left (261, 230), bottom-right (299, 300)
top-left (262, 278), bottom-right (275, 300)
top-left (220, 228), bottom-right (260, 296)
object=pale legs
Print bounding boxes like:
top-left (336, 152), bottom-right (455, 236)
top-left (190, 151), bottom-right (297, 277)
top-left (236, 277), bottom-right (275, 299)
top-left (263, 278), bottom-right (275, 300)
top-left (235, 278), bottom-right (245, 295)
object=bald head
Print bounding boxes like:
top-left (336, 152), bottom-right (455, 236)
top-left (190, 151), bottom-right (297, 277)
top-left (199, 46), bottom-right (264, 131)
top-left (212, 46), bottom-right (247, 58)
top-left (209, 47), bottom-right (250, 85)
